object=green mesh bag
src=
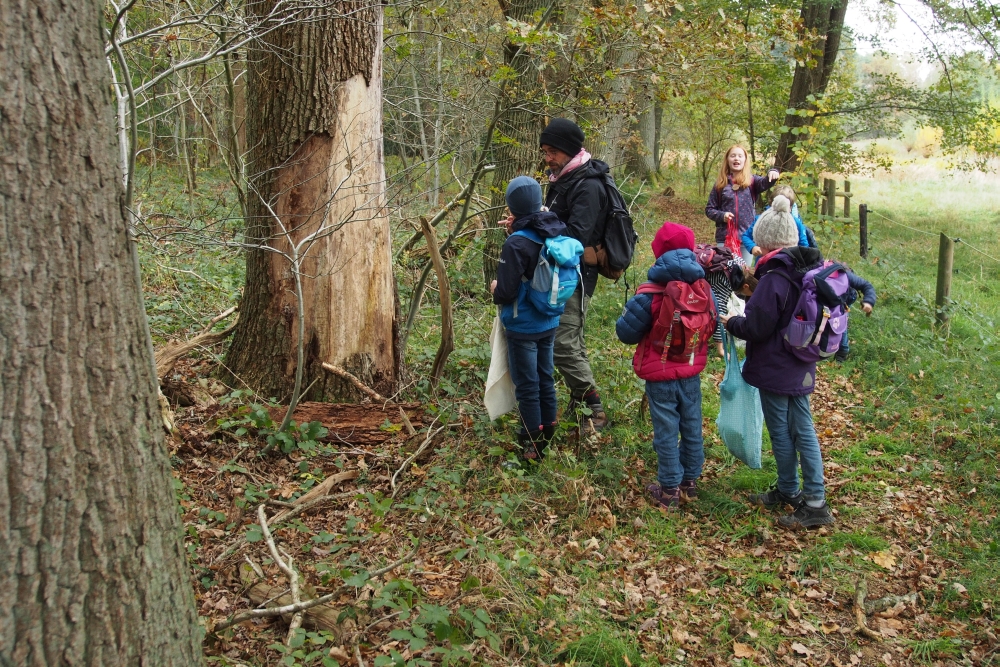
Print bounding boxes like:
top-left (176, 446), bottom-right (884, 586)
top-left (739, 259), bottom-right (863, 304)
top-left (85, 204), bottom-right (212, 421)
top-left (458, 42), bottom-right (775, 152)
top-left (715, 331), bottom-right (763, 469)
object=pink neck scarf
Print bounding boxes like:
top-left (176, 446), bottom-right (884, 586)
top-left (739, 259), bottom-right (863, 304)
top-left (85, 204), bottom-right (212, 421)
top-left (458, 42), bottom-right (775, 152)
top-left (549, 149), bottom-right (591, 182)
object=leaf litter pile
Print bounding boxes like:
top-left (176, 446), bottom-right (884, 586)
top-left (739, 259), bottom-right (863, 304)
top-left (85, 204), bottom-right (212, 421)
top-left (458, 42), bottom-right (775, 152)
top-left (169, 350), bottom-right (999, 666)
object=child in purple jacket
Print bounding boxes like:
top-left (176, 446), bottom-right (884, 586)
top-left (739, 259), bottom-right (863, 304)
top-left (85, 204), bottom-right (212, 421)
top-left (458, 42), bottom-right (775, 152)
top-left (721, 197), bottom-right (834, 529)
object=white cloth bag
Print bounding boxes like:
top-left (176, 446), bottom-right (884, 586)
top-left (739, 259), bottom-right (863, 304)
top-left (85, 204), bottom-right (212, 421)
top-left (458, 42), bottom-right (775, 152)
top-left (484, 315), bottom-right (517, 420)
top-left (726, 292), bottom-right (747, 349)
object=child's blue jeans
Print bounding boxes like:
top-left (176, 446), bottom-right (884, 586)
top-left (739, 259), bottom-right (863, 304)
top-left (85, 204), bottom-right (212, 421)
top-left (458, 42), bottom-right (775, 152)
top-left (758, 390), bottom-right (826, 502)
top-left (645, 375), bottom-right (705, 489)
top-left (506, 333), bottom-right (557, 435)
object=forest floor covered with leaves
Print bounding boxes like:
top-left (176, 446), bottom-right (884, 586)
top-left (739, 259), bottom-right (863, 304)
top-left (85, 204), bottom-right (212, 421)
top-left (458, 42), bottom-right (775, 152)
top-left (148, 168), bottom-right (1000, 666)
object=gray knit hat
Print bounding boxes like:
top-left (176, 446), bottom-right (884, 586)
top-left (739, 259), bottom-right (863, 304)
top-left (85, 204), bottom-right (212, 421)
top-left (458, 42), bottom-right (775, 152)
top-left (753, 195), bottom-right (799, 251)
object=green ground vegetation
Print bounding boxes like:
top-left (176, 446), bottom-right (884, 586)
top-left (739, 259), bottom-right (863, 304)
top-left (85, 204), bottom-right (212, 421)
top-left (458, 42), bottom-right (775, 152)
top-left (148, 158), bottom-right (999, 666)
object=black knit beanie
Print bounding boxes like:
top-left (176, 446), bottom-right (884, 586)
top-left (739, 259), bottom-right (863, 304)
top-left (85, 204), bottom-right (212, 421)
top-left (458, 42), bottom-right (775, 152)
top-left (539, 118), bottom-right (585, 157)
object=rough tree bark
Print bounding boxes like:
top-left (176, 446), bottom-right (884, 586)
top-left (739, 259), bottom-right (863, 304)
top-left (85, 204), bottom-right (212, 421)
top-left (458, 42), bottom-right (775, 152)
top-left (0, 0), bottom-right (203, 663)
top-left (225, 0), bottom-right (398, 401)
top-left (774, 0), bottom-right (849, 172)
top-left (626, 92), bottom-right (658, 179)
top-left (481, 0), bottom-right (554, 290)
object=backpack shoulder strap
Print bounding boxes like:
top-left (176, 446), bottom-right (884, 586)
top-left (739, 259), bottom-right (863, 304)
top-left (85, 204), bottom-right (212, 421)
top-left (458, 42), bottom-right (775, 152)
top-left (635, 282), bottom-right (664, 295)
top-left (567, 172), bottom-right (622, 211)
top-left (763, 267), bottom-right (801, 310)
top-left (510, 229), bottom-right (542, 244)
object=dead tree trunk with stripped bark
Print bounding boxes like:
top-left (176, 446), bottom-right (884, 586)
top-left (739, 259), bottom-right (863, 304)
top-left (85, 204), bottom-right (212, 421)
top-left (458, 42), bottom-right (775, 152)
top-left (225, 1), bottom-right (399, 402)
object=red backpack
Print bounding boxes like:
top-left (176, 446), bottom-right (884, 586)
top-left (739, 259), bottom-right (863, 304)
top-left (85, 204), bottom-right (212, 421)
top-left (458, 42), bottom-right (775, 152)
top-left (634, 279), bottom-right (717, 367)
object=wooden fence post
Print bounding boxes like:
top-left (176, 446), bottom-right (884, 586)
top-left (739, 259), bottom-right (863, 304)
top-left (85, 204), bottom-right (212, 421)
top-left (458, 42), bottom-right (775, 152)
top-left (824, 179), bottom-right (836, 218)
top-left (859, 204), bottom-right (868, 258)
top-left (843, 180), bottom-right (851, 218)
top-left (935, 232), bottom-right (954, 332)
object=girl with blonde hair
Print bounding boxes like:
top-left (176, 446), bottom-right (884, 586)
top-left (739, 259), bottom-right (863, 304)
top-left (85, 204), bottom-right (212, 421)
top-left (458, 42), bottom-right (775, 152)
top-left (705, 145), bottom-right (780, 265)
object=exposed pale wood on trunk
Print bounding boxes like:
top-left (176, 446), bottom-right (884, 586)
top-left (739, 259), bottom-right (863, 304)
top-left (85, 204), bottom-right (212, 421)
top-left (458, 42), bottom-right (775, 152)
top-left (0, 0), bottom-right (203, 661)
top-left (225, 1), bottom-right (398, 402)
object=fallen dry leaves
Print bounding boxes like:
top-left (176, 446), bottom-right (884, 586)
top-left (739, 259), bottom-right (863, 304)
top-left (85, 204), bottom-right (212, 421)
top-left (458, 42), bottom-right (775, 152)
top-left (167, 352), bottom-right (997, 666)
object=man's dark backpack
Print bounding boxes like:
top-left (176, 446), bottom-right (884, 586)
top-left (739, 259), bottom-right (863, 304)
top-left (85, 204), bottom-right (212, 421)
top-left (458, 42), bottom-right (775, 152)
top-left (577, 174), bottom-right (639, 281)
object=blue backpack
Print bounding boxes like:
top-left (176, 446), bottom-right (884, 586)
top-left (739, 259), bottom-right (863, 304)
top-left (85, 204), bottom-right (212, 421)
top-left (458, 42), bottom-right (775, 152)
top-left (511, 229), bottom-right (584, 317)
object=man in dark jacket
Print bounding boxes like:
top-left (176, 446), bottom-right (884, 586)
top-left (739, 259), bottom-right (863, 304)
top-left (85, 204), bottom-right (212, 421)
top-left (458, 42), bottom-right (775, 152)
top-left (539, 118), bottom-right (611, 430)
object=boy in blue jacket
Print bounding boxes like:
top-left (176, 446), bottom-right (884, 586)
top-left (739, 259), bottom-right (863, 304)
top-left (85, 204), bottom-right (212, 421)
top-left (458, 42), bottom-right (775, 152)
top-left (490, 176), bottom-right (568, 462)
top-left (837, 270), bottom-right (876, 361)
top-left (742, 185), bottom-right (815, 260)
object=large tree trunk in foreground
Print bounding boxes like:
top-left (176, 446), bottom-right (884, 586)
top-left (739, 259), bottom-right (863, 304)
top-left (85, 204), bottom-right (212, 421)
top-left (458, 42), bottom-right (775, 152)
top-left (225, 0), bottom-right (398, 401)
top-left (0, 0), bottom-right (203, 663)
top-left (774, 0), bottom-right (849, 172)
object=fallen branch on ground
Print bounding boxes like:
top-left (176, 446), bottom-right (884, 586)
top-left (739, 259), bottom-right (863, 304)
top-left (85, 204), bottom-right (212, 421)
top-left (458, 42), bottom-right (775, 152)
top-left (238, 561), bottom-right (343, 636)
top-left (321, 362), bottom-right (387, 403)
top-left (854, 576), bottom-right (882, 641)
top-left (865, 592), bottom-right (920, 615)
top-left (390, 418), bottom-right (447, 498)
top-left (268, 469), bottom-right (359, 525)
top-left (399, 406), bottom-right (416, 436)
top-left (213, 547), bottom-right (419, 632)
top-left (210, 470), bottom-right (360, 566)
top-left (256, 504), bottom-right (304, 645)
top-left (155, 306), bottom-right (237, 377)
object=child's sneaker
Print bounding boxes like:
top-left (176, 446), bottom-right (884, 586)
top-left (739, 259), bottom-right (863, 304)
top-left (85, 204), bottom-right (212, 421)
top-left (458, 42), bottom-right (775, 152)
top-left (679, 479), bottom-right (698, 503)
top-left (748, 485), bottom-right (805, 510)
top-left (777, 502), bottom-right (835, 529)
top-left (647, 484), bottom-right (680, 512)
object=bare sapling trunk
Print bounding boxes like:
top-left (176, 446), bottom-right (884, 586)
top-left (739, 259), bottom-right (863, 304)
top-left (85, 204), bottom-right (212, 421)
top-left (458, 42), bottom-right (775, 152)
top-left (0, 0), bottom-right (203, 663)
top-left (225, 0), bottom-right (398, 403)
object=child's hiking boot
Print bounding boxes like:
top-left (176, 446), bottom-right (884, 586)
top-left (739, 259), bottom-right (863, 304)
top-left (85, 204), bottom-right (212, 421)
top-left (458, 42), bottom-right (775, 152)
top-left (646, 484), bottom-right (680, 512)
top-left (679, 479), bottom-right (698, 503)
top-left (501, 431), bottom-right (545, 470)
top-left (519, 430), bottom-right (545, 463)
top-left (566, 393), bottom-right (608, 435)
top-left (542, 424), bottom-right (556, 450)
top-left (749, 485), bottom-right (805, 510)
top-left (777, 502), bottom-right (835, 529)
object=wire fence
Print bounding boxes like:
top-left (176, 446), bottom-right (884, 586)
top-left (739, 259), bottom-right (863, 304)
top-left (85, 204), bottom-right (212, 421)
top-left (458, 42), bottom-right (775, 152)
top-left (860, 204), bottom-right (1000, 353)
top-left (867, 208), bottom-right (1000, 265)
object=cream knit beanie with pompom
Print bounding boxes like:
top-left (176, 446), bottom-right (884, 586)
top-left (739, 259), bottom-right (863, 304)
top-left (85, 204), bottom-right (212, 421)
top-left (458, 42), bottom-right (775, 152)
top-left (753, 195), bottom-right (799, 251)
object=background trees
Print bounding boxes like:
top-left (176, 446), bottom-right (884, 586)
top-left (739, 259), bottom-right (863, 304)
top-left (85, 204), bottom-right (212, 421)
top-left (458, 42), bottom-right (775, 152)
top-left (1, 0), bottom-right (202, 662)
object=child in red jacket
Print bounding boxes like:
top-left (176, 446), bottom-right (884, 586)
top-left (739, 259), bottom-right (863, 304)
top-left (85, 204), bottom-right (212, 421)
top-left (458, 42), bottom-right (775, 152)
top-left (616, 223), bottom-right (717, 510)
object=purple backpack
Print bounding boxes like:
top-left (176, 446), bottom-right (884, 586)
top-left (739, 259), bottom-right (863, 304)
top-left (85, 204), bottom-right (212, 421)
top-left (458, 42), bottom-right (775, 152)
top-left (779, 261), bottom-right (850, 362)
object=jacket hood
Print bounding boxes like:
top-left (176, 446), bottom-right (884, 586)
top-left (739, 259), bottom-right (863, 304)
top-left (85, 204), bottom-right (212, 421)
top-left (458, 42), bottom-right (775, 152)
top-left (756, 245), bottom-right (823, 277)
top-left (651, 222), bottom-right (696, 258)
top-left (511, 210), bottom-right (566, 238)
top-left (647, 248), bottom-right (705, 284)
top-left (552, 158), bottom-right (610, 185)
